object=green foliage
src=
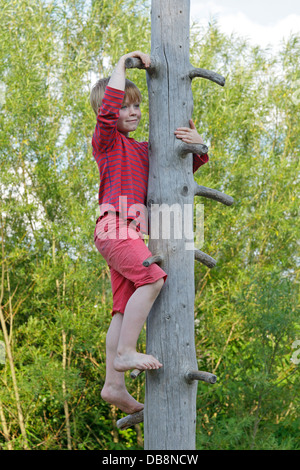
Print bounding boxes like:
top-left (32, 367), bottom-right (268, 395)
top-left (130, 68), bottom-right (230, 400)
top-left (0, 0), bottom-right (148, 450)
top-left (0, 1), bottom-right (299, 450)
top-left (191, 22), bottom-right (299, 450)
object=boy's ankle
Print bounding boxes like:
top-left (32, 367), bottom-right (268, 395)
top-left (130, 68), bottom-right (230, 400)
top-left (116, 347), bottom-right (136, 357)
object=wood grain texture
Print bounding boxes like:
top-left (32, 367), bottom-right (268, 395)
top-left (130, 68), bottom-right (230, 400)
top-left (194, 181), bottom-right (234, 206)
top-left (125, 0), bottom-right (231, 450)
top-left (144, 0), bottom-right (198, 450)
top-left (117, 410), bottom-right (144, 430)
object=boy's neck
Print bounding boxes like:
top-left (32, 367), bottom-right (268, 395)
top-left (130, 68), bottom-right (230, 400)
top-left (120, 131), bottom-right (130, 138)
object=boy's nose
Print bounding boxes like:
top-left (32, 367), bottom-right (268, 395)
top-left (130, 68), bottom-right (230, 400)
top-left (129, 105), bottom-right (137, 114)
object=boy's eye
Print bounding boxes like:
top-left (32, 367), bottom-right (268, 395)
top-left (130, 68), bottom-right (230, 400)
top-left (121, 103), bottom-right (140, 109)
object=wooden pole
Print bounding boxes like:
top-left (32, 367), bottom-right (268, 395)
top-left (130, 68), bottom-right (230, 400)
top-left (125, 0), bottom-right (232, 450)
top-left (143, 0), bottom-right (198, 449)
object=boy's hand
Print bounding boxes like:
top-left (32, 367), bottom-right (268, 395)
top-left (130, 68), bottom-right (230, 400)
top-left (174, 119), bottom-right (204, 144)
top-left (120, 51), bottom-right (151, 69)
top-left (109, 51), bottom-right (150, 92)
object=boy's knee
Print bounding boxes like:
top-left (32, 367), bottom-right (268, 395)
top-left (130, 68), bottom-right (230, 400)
top-left (153, 277), bottom-right (164, 294)
top-left (141, 278), bottom-right (164, 298)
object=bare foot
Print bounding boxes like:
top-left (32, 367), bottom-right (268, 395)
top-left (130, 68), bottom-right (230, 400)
top-left (113, 351), bottom-right (163, 372)
top-left (101, 384), bottom-right (144, 414)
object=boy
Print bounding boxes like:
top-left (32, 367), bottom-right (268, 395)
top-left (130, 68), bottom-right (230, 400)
top-left (91, 51), bottom-right (208, 414)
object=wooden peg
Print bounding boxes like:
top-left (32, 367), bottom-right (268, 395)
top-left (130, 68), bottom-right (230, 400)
top-left (125, 57), bottom-right (159, 75)
top-left (143, 254), bottom-right (164, 267)
top-left (189, 67), bottom-right (225, 87)
top-left (194, 250), bottom-right (217, 268)
top-left (130, 369), bottom-right (144, 379)
top-left (185, 369), bottom-right (217, 384)
top-left (178, 141), bottom-right (209, 157)
top-left (194, 182), bottom-right (234, 206)
top-left (117, 410), bottom-right (144, 430)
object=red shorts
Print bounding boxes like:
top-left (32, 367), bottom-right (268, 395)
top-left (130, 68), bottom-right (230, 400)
top-left (94, 212), bottom-right (167, 316)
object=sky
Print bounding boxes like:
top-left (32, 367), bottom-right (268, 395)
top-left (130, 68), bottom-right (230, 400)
top-left (190, 0), bottom-right (300, 49)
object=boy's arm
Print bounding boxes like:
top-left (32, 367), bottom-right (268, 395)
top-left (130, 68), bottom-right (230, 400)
top-left (192, 152), bottom-right (209, 172)
top-left (92, 51), bottom-right (151, 152)
top-left (93, 86), bottom-right (124, 152)
top-left (108, 51), bottom-right (151, 91)
top-left (174, 120), bottom-right (209, 172)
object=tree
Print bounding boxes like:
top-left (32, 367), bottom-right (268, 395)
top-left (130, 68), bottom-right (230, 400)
top-left (0, 0), bottom-right (298, 450)
top-left (0, 0), bottom-right (151, 450)
top-left (121, 0), bottom-right (232, 450)
top-left (190, 23), bottom-right (300, 450)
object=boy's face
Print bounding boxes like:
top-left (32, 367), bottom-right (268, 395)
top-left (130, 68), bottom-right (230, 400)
top-left (117, 99), bottom-right (141, 136)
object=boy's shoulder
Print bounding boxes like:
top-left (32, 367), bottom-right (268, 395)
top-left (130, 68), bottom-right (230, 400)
top-left (126, 137), bottom-right (148, 149)
top-left (117, 135), bottom-right (148, 160)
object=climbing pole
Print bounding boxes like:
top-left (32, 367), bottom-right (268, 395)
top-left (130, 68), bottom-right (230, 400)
top-left (117, 0), bottom-right (233, 450)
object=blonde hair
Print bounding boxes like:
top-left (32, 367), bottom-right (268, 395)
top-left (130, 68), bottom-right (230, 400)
top-left (90, 77), bottom-right (142, 116)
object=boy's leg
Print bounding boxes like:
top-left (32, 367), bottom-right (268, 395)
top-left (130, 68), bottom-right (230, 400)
top-left (95, 214), bottom-right (167, 373)
top-left (113, 278), bottom-right (164, 372)
top-left (101, 312), bottom-right (144, 414)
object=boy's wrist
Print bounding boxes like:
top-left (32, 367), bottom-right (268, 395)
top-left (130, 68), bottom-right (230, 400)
top-left (117, 56), bottom-right (127, 68)
top-left (108, 57), bottom-right (127, 91)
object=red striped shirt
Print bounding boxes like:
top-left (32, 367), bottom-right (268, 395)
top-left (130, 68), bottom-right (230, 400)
top-left (92, 86), bottom-right (208, 234)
